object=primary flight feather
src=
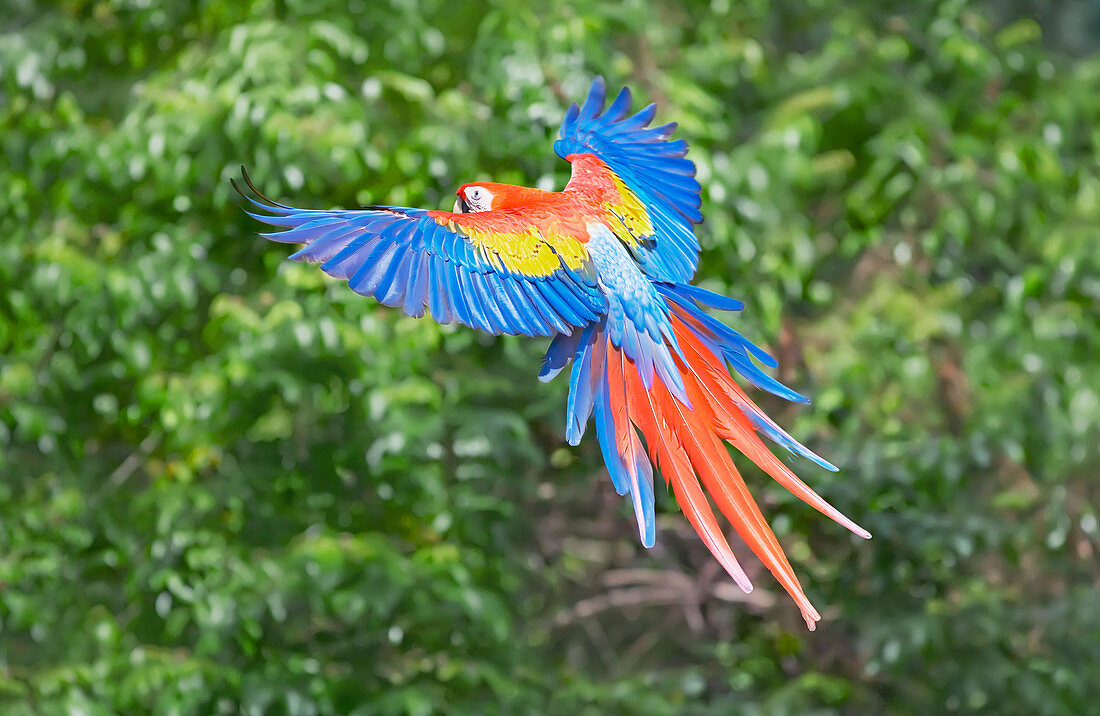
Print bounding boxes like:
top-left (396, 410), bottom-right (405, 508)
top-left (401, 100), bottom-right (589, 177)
top-left (236, 76), bottom-right (870, 629)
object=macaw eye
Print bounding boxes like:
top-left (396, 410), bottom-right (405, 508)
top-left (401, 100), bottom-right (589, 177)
top-left (467, 187), bottom-right (482, 200)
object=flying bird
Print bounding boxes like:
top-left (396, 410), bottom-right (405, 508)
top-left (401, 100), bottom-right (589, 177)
top-left (235, 77), bottom-right (869, 629)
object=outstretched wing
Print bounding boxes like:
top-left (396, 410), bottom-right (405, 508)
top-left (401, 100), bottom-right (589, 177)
top-left (555, 76), bottom-right (703, 283)
top-left (235, 172), bottom-right (606, 337)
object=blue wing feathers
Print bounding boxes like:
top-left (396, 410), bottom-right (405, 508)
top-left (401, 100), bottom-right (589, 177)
top-left (347, 242), bottom-right (394, 295)
top-left (403, 252), bottom-right (430, 318)
top-left (563, 278), bottom-right (606, 319)
top-left (615, 138), bottom-right (688, 156)
top-left (244, 210), bottom-right (303, 228)
top-left (463, 271), bottom-right (494, 333)
top-left (506, 279), bottom-right (553, 335)
top-left (493, 277), bottom-right (528, 332)
top-left (475, 273), bottom-right (509, 334)
top-left (576, 77), bottom-right (606, 123)
top-left (427, 255), bottom-right (452, 324)
top-left (445, 265), bottom-right (475, 328)
top-left (239, 179), bottom-right (603, 337)
top-left (299, 227), bottom-right (370, 263)
top-left (496, 278), bottom-right (535, 335)
top-left (324, 222), bottom-right (397, 277)
top-left (280, 220), bottom-right (353, 250)
top-left (458, 270), bottom-right (492, 333)
top-left (380, 248), bottom-right (414, 307)
top-left (556, 77), bottom-right (703, 283)
top-left (611, 104), bottom-right (657, 134)
top-left (537, 280), bottom-right (586, 326)
top-left (521, 282), bottom-right (570, 334)
top-left (331, 235), bottom-right (386, 280)
top-left (475, 273), bottom-right (508, 334)
top-left (495, 276), bottom-right (538, 335)
top-left (371, 244), bottom-right (411, 304)
top-left (602, 87), bottom-right (632, 123)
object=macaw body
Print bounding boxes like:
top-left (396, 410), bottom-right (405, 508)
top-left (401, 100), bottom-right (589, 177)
top-left (238, 77), bottom-right (869, 629)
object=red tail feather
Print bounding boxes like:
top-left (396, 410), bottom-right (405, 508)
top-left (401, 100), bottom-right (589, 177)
top-left (671, 318), bottom-right (871, 540)
top-left (656, 366), bottom-right (820, 629)
top-left (618, 355), bottom-right (755, 594)
top-left (602, 308), bottom-right (867, 629)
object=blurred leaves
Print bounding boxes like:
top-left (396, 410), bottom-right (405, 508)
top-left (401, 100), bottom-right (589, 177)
top-left (2, 0), bottom-right (1099, 714)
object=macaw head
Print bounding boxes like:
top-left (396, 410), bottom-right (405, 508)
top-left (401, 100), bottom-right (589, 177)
top-left (454, 182), bottom-right (544, 213)
top-left (454, 183), bottom-right (496, 213)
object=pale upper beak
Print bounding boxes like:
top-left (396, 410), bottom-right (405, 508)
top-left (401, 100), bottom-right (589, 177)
top-left (453, 197), bottom-right (462, 213)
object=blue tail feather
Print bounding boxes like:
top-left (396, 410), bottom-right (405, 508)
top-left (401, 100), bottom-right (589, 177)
top-left (545, 323), bottom-right (658, 545)
top-left (566, 323), bottom-right (599, 445)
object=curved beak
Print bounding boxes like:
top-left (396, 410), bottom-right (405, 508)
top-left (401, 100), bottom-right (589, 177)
top-left (453, 196), bottom-right (470, 214)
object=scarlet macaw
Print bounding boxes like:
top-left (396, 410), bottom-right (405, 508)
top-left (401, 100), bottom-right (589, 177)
top-left (236, 77), bottom-right (869, 629)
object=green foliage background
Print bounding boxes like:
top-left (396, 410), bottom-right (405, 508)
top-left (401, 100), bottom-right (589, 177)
top-left (2, 1), bottom-right (1099, 713)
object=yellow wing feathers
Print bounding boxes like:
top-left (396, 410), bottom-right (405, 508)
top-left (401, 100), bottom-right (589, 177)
top-left (440, 221), bottom-right (592, 278)
top-left (606, 172), bottom-right (654, 244)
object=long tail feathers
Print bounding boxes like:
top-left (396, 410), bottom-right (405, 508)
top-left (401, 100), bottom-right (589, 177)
top-left (570, 287), bottom-right (869, 629)
top-left (671, 317), bottom-right (872, 540)
top-left (608, 350), bottom-right (656, 547)
top-left (618, 356), bottom-right (754, 594)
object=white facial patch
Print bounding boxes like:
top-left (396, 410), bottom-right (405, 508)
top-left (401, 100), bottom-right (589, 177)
top-left (459, 185), bottom-right (493, 213)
